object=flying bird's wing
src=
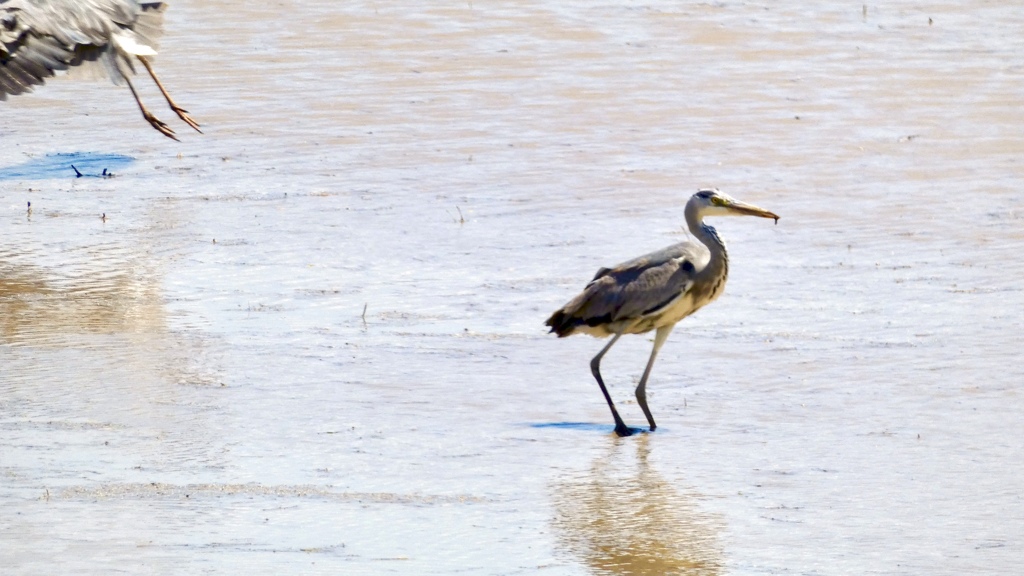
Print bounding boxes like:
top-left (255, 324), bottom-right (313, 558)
top-left (0, 0), bottom-right (166, 97)
top-left (0, 1), bottom-right (76, 99)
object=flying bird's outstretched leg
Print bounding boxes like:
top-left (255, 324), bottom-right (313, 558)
top-left (137, 56), bottom-right (201, 133)
top-left (124, 73), bottom-right (178, 140)
top-left (636, 324), bottom-right (674, 432)
top-left (590, 333), bottom-right (632, 437)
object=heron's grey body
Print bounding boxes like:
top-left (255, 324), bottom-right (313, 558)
top-left (0, 0), bottom-right (199, 139)
top-left (547, 188), bottom-right (778, 437)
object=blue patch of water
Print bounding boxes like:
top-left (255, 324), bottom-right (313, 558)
top-left (0, 152), bottom-right (135, 180)
top-left (528, 422), bottom-right (648, 435)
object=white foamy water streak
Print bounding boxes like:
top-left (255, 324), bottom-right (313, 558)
top-left (2, 1), bottom-right (1023, 574)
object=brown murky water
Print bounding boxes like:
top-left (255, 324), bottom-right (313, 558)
top-left (2, 2), bottom-right (1023, 574)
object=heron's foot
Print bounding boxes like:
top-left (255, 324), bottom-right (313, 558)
top-left (613, 423), bottom-right (634, 437)
top-left (144, 111), bottom-right (179, 141)
top-left (649, 423), bottom-right (657, 432)
top-left (171, 105), bottom-right (202, 133)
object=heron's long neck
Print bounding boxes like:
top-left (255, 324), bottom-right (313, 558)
top-left (691, 219), bottom-right (729, 288)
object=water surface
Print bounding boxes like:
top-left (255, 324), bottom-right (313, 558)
top-left (2, 2), bottom-right (1022, 574)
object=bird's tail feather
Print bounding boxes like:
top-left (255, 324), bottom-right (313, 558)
top-left (545, 309), bottom-right (581, 338)
top-left (133, 3), bottom-right (167, 52)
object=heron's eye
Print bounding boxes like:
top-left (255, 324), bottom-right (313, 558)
top-left (710, 196), bottom-right (725, 206)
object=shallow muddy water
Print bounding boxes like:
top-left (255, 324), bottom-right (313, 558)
top-left (2, 1), bottom-right (1023, 574)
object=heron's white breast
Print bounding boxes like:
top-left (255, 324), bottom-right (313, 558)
top-left (112, 31), bottom-right (157, 57)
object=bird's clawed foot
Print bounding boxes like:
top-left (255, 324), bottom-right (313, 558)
top-left (612, 423), bottom-right (658, 437)
top-left (614, 424), bottom-right (651, 437)
top-left (171, 105), bottom-right (202, 133)
top-left (144, 111), bottom-right (179, 141)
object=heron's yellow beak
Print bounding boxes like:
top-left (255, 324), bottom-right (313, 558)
top-left (728, 199), bottom-right (779, 224)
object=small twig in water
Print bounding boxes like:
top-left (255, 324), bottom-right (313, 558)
top-left (361, 303), bottom-right (368, 327)
top-left (71, 165), bottom-right (83, 178)
top-left (445, 206), bottom-right (467, 224)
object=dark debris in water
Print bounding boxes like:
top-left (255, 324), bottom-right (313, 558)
top-left (72, 165), bottom-right (117, 179)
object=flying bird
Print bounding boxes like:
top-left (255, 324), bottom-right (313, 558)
top-left (547, 188), bottom-right (779, 437)
top-left (0, 0), bottom-right (200, 140)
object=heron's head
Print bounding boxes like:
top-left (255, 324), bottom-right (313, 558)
top-left (688, 188), bottom-right (779, 223)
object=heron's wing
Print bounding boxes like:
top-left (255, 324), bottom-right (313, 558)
top-left (0, 17), bottom-right (75, 99)
top-left (547, 242), bottom-right (708, 335)
top-left (0, 1), bottom-right (166, 97)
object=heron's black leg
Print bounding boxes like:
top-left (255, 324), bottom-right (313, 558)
top-left (590, 333), bottom-right (631, 437)
top-left (636, 325), bottom-right (673, 432)
top-left (137, 56), bottom-right (202, 133)
top-left (124, 73), bottom-right (178, 140)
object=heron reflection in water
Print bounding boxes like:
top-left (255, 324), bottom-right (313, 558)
top-left (0, 0), bottom-right (200, 140)
top-left (548, 189), bottom-right (779, 436)
top-left (551, 433), bottom-right (724, 575)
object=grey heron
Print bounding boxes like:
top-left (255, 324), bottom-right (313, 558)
top-left (546, 188), bottom-right (779, 437)
top-left (0, 0), bottom-right (199, 140)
